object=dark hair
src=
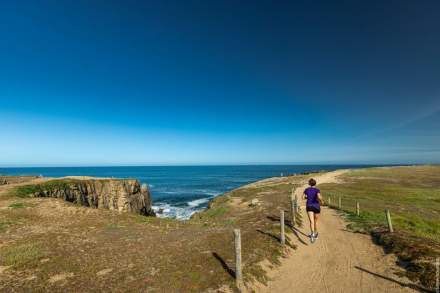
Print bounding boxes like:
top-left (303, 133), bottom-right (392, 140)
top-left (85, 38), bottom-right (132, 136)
top-left (309, 178), bottom-right (317, 186)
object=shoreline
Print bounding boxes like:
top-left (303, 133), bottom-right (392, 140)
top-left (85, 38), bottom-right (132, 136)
top-left (2, 166), bottom-right (355, 220)
top-left (1, 165), bottom-right (438, 292)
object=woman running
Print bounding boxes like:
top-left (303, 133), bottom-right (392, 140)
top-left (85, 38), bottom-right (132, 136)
top-left (303, 178), bottom-right (323, 243)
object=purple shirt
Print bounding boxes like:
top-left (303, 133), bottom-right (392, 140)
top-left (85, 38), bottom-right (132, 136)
top-left (304, 187), bottom-right (320, 208)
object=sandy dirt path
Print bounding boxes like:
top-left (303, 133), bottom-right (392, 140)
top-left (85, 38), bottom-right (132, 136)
top-left (252, 170), bottom-right (419, 293)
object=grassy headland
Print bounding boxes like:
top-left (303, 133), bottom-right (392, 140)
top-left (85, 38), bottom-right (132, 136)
top-left (1, 166), bottom-right (439, 292)
top-left (319, 165), bottom-right (440, 290)
top-left (0, 174), bottom-right (305, 292)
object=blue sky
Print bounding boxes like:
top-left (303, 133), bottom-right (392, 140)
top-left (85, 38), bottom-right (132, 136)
top-left (1, 0), bottom-right (439, 166)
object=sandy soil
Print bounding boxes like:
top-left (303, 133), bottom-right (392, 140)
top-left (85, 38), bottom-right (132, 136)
top-left (252, 170), bottom-right (418, 293)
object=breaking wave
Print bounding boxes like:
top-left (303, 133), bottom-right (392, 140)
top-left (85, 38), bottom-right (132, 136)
top-left (152, 196), bottom-right (213, 220)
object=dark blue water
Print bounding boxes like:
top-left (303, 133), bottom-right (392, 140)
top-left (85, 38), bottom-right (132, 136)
top-left (0, 165), bottom-right (375, 219)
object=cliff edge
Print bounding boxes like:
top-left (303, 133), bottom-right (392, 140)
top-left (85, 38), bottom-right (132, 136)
top-left (17, 178), bottom-right (155, 216)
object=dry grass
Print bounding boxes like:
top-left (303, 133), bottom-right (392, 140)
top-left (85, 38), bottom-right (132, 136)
top-left (0, 174), bottom-right (308, 292)
top-left (4, 167), bottom-right (439, 291)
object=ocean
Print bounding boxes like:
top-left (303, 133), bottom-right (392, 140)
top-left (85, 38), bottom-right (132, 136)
top-left (0, 165), bottom-right (375, 219)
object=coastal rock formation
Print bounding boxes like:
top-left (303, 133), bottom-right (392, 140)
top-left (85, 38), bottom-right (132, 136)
top-left (31, 178), bottom-right (155, 216)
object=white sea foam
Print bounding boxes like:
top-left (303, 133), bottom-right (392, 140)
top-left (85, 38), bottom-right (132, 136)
top-left (152, 204), bottom-right (195, 220)
top-left (187, 198), bottom-right (210, 207)
top-left (152, 196), bottom-right (213, 220)
top-left (150, 186), bottom-right (223, 220)
top-left (194, 190), bottom-right (219, 196)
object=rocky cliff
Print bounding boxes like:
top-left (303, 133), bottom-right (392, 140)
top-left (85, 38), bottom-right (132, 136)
top-left (30, 178), bottom-right (155, 216)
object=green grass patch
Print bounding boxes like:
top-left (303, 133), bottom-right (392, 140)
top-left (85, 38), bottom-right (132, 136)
top-left (393, 214), bottom-right (440, 242)
top-left (133, 214), bottom-right (156, 224)
top-left (188, 271), bottom-right (201, 281)
top-left (8, 202), bottom-right (35, 209)
top-left (8, 202), bottom-right (26, 209)
top-left (203, 206), bottom-right (227, 218)
top-left (0, 220), bottom-right (16, 232)
top-left (105, 223), bottom-right (124, 230)
top-left (14, 184), bottom-right (42, 198)
top-left (0, 243), bottom-right (44, 267)
top-left (13, 180), bottom-right (74, 198)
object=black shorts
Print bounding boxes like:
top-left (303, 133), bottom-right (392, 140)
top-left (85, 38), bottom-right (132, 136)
top-left (306, 206), bottom-right (321, 214)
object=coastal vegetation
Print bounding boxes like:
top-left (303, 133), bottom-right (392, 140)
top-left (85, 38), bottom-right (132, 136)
top-left (0, 174), bottom-right (303, 292)
top-left (319, 165), bottom-right (440, 289)
top-left (1, 166), bottom-right (439, 291)
top-left (0, 242), bottom-right (44, 267)
top-left (13, 180), bottom-right (71, 198)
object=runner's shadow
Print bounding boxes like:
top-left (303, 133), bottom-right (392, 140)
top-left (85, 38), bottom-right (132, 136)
top-left (212, 252), bottom-right (235, 278)
top-left (291, 227), bottom-right (308, 245)
top-left (292, 226), bottom-right (309, 237)
top-left (354, 266), bottom-right (431, 293)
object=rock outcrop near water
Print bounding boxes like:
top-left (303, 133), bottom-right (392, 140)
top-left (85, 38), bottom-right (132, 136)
top-left (30, 178), bottom-right (155, 216)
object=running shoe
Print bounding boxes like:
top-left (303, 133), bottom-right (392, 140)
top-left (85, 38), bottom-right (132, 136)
top-left (310, 234), bottom-right (315, 243)
top-left (314, 232), bottom-right (319, 239)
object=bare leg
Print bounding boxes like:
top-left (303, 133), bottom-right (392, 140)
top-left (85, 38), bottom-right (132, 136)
top-left (314, 213), bottom-right (320, 234)
top-left (307, 211), bottom-right (315, 235)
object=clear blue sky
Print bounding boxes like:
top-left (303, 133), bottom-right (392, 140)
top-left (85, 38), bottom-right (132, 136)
top-left (1, 0), bottom-right (439, 166)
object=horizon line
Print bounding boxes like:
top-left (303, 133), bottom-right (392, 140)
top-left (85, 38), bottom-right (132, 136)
top-left (0, 163), bottom-right (423, 168)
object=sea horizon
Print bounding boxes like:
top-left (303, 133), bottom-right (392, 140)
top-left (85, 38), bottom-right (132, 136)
top-left (0, 162), bottom-right (412, 168)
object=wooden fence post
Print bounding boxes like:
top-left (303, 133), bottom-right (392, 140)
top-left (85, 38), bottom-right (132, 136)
top-left (356, 202), bottom-right (360, 216)
top-left (338, 196), bottom-right (342, 209)
top-left (280, 210), bottom-right (285, 245)
top-left (385, 209), bottom-right (394, 233)
top-left (290, 195), bottom-right (295, 228)
top-left (328, 196), bottom-right (331, 207)
top-left (234, 229), bottom-right (243, 289)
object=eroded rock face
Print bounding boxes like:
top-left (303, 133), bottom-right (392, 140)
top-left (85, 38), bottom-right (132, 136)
top-left (33, 179), bottom-right (155, 216)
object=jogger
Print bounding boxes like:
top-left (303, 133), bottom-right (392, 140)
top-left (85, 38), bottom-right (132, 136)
top-left (303, 178), bottom-right (324, 243)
